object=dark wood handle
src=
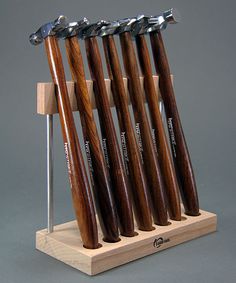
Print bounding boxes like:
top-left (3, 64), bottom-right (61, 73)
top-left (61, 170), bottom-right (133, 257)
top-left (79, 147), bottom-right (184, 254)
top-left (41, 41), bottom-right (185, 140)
top-left (149, 31), bottom-right (199, 216)
top-left (65, 36), bottom-right (120, 242)
top-left (135, 34), bottom-right (181, 221)
top-left (102, 35), bottom-right (153, 231)
top-left (44, 36), bottom-right (99, 248)
top-left (119, 32), bottom-right (168, 226)
top-left (84, 36), bottom-right (136, 236)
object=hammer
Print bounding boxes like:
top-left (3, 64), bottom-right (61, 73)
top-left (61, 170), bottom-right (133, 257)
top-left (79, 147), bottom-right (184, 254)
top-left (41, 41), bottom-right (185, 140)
top-left (29, 17), bottom-right (99, 249)
top-left (147, 9), bottom-right (200, 216)
top-left (57, 19), bottom-right (120, 242)
top-left (97, 21), bottom-right (154, 231)
top-left (80, 21), bottom-right (137, 236)
top-left (115, 18), bottom-right (168, 226)
top-left (132, 15), bottom-right (181, 221)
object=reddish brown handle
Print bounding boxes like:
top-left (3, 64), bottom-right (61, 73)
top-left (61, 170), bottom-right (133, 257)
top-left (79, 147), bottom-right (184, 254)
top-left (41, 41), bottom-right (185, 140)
top-left (84, 36), bottom-right (136, 236)
top-left (119, 32), bottom-right (168, 226)
top-left (102, 35), bottom-right (153, 231)
top-left (65, 36), bottom-right (120, 242)
top-left (135, 34), bottom-right (181, 221)
top-left (44, 36), bottom-right (99, 249)
top-left (149, 31), bottom-right (199, 216)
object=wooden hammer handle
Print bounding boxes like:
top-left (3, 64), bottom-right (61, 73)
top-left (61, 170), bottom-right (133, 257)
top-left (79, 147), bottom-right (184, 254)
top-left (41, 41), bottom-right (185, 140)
top-left (135, 34), bottom-right (181, 221)
top-left (102, 35), bottom-right (153, 231)
top-left (150, 31), bottom-right (199, 216)
top-left (119, 32), bottom-right (168, 226)
top-left (44, 36), bottom-right (99, 249)
top-left (65, 36), bottom-right (120, 242)
top-left (84, 36), bottom-right (136, 236)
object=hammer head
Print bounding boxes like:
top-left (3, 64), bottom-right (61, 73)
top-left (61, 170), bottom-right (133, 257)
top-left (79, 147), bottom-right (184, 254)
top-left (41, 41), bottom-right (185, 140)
top-left (29, 15), bottom-right (67, 45)
top-left (98, 20), bottom-right (120, 37)
top-left (114, 17), bottom-right (138, 34)
top-left (164, 8), bottom-right (181, 24)
top-left (57, 18), bottom-right (89, 39)
top-left (147, 8), bottom-right (181, 33)
top-left (81, 20), bottom-right (109, 38)
top-left (130, 14), bottom-right (150, 36)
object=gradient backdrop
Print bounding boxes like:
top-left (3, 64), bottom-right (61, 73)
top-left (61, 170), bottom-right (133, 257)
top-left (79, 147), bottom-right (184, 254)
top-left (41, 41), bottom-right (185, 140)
top-left (0, 0), bottom-right (235, 282)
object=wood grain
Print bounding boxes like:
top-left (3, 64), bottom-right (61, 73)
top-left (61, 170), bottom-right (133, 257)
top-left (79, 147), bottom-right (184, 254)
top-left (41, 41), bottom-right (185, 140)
top-left (44, 36), bottom-right (99, 249)
top-left (84, 36), bottom-right (136, 236)
top-left (135, 34), bottom-right (181, 221)
top-left (36, 208), bottom-right (217, 275)
top-left (65, 36), bottom-right (120, 242)
top-left (149, 31), bottom-right (200, 216)
top-left (102, 35), bottom-right (153, 231)
top-left (36, 76), bottom-right (162, 115)
top-left (119, 32), bottom-right (168, 225)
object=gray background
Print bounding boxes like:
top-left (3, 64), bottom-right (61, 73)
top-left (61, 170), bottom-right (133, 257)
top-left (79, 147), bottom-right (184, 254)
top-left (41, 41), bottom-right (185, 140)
top-left (0, 0), bottom-right (235, 282)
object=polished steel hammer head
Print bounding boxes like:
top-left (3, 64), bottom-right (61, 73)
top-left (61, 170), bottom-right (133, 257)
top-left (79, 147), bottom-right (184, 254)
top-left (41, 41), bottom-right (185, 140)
top-left (98, 20), bottom-right (120, 37)
top-left (57, 18), bottom-right (89, 39)
top-left (81, 20), bottom-right (109, 38)
top-left (163, 8), bottom-right (181, 24)
top-left (130, 14), bottom-right (150, 36)
top-left (29, 15), bottom-right (67, 45)
top-left (114, 17), bottom-right (138, 34)
top-left (147, 8), bottom-right (181, 33)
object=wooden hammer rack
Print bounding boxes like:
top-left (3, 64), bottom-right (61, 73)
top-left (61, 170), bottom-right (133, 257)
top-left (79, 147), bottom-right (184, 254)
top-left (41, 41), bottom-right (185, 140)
top-left (35, 75), bottom-right (217, 275)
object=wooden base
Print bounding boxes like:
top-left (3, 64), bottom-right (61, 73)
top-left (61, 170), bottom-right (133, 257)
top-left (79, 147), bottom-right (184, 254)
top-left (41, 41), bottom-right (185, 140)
top-left (36, 209), bottom-right (217, 275)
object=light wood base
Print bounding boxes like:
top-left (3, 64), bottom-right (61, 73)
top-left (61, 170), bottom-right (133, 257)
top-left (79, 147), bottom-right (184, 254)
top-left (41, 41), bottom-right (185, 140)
top-left (36, 75), bottom-right (174, 114)
top-left (36, 209), bottom-right (217, 275)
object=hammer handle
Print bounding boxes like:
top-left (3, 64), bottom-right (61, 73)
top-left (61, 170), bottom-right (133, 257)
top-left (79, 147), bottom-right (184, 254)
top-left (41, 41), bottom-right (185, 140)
top-left (119, 32), bottom-right (168, 225)
top-left (65, 36), bottom-right (120, 242)
top-left (102, 35), bottom-right (153, 231)
top-left (84, 36), bottom-right (136, 236)
top-left (135, 34), bottom-right (181, 221)
top-left (44, 36), bottom-right (99, 248)
top-left (150, 31), bottom-right (199, 216)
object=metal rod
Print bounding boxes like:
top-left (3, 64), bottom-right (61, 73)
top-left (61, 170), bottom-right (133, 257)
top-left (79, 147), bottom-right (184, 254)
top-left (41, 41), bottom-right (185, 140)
top-left (47, 114), bottom-right (54, 233)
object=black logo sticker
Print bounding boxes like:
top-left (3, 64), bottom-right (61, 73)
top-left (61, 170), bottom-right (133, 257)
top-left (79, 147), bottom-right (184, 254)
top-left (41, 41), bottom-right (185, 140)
top-left (153, 237), bottom-right (170, 248)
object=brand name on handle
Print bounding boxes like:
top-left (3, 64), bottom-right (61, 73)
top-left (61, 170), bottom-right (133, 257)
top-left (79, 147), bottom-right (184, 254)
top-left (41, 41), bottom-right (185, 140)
top-left (151, 128), bottom-right (158, 153)
top-left (85, 141), bottom-right (94, 173)
top-left (64, 142), bottom-right (71, 174)
top-left (121, 132), bottom-right (129, 175)
top-left (167, 118), bottom-right (177, 158)
top-left (85, 140), bottom-right (94, 186)
top-left (102, 138), bottom-right (110, 168)
top-left (85, 141), bottom-right (93, 172)
top-left (135, 123), bottom-right (144, 164)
